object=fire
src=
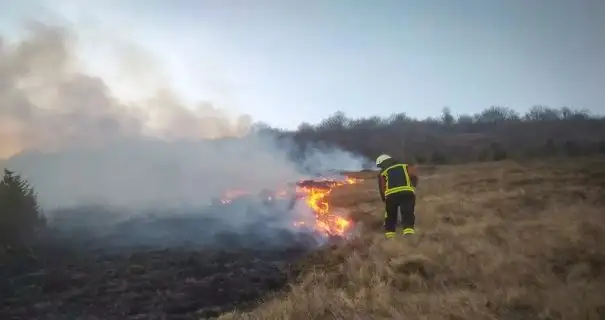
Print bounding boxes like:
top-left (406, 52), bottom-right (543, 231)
top-left (296, 177), bottom-right (361, 236)
top-left (219, 177), bottom-right (362, 237)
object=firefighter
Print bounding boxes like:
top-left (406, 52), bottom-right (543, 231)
top-left (376, 154), bottom-right (418, 238)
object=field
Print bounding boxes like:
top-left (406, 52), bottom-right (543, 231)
top-left (221, 157), bottom-right (605, 320)
top-left (2, 157), bottom-right (604, 319)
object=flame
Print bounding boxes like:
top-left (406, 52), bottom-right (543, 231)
top-left (296, 177), bottom-right (361, 236)
top-left (219, 177), bottom-right (362, 237)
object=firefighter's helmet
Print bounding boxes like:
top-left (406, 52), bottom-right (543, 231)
top-left (375, 154), bottom-right (392, 166)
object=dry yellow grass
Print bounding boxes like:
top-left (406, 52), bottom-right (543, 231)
top-left (220, 157), bottom-right (605, 320)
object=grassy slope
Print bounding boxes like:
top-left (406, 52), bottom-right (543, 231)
top-left (221, 157), bottom-right (605, 320)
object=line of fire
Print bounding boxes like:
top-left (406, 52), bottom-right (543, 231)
top-left (218, 177), bottom-right (362, 237)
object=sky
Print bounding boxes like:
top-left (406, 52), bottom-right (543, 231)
top-left (1, 0), bottom-right (604, 130)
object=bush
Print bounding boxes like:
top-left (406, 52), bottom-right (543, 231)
top-left (0, 169), bottom-right (46, 248)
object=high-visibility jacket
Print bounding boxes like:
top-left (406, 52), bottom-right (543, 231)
top-left (377, 161), bottom-right (417, 202)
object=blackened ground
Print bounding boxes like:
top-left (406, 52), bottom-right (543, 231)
top-left (296, 179), bottom-right (341, 189)
top-left (1, 244), bottom-right (309, 319)
top-left (0, 196), bottom-right (329, 319)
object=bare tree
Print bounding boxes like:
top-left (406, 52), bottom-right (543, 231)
top-left (278, 106), bottom-right (605, 164)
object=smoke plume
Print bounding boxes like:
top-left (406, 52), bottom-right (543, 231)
top-left (1, 23), bottom-right (363, 249)
top-left (0, 23), bottom-right (253, 159)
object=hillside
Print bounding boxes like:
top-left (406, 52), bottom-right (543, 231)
top-left (221, 157), bottom-right (605, 319)
top-left (2, 156), bottom-right (604, 319)
top-left (2, 18), bottom-right (605, 320)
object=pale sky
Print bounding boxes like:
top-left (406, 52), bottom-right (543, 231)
top-left (2, 0), bottom-right (604, 129)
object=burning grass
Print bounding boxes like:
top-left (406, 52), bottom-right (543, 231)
top-left (218, 177), bottom-right (361, 237)
top-left (3, 159), bottom-right (604, 319)
top-left (294, 177), bottom-right (361, 236)
top-left (0, 176), bottom-right (362, 319)
top-left (221, 157), bottom-right (605, 320)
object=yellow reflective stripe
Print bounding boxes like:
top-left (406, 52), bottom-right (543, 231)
top-left (402, 228), bottom-right (415, 235)
top-left (402, 164), bottom-right (413, 190)
top-left (381, 164), bottom-right (416, 196)
top-left (381, 164), bottom-right (402, 195)
top-left (384, 186), bottom-right (414, 195)
top-left (385, 232), bottom-right (396, 238)
top-left (380, 164), bottom-right (404, 177)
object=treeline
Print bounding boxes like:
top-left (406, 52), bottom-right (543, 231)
top-left (258, 105), bottom-right (605, 164)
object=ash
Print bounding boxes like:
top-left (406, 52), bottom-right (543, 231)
top-left (1, 195), bottom-right (330, 319)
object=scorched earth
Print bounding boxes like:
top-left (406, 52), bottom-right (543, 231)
top-left (0, 176), bottom-right (360, 319)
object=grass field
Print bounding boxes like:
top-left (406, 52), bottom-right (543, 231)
top-left (220, 157), bottom-right (605, 320)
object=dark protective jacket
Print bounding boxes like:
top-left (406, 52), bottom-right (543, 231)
top-left (377, 158), bottom-right (418, 202)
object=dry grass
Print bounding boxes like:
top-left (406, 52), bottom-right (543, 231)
top-left (220, 157), bottom-right (605, 320)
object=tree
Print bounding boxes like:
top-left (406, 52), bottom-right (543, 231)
top-left (0, 169), bottom-right (46, 248)
top-left (475, 106), bottom-right (519, 124)
top-left (525, 105), bottom-right (560, 121)
top-left (297, 122), bottom-right (315, 133)
top-left (441, 107), bottom-right (455, 127)
top-left (388, 113), bottom-right (411, 126)
top-left (318, 111), bottom-right (348, 130)
top-left (456, 114), bottom-right (475, 132)
top-left (283, 105), bottom-right (605, 164)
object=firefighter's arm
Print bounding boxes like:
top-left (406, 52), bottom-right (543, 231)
top-left (408, 165), bottom-right (419, 187)
top-left (377, 174), bottom-right (386, 202)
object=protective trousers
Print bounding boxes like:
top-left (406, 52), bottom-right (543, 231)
top-left (384, 191), bottom-right (416, 238)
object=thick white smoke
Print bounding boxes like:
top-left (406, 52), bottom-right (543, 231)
top-left (6, 136), bottom-right (306, 212)
top-left (0, 23), bottom-right (365, 248)
top-left (0, 23), bottom-right (254, 158)
top-left (0, 24), bottom-right (308, 212)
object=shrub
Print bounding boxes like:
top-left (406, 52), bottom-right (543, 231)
top-left (0, 169), bottom-right (46, 248)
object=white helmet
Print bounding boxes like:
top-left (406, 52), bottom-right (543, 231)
top-left (376, 154), bottom-right (392, 166)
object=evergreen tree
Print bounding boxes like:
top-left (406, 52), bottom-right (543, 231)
top-left (0, 169), bottom-right (46, 248)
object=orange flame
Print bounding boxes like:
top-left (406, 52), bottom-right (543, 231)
top-left (219, 177), bottom-right (362, 237)
top-left (296, 177), bottom-right (361, 236)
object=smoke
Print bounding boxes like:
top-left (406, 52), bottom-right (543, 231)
top-left (1, 23), bottom-right (363, 250)
top-left (0, 23), bottom-right (254, 159)
top-left (297, 146), bottom-right (366, 176)
top-left (9, 136), bottom-right (305, 209)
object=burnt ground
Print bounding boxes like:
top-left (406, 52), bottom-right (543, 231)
top-left (1, 244), bottom-right (309, 320)
top-left (0, 194), bottom-right (334, 320)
